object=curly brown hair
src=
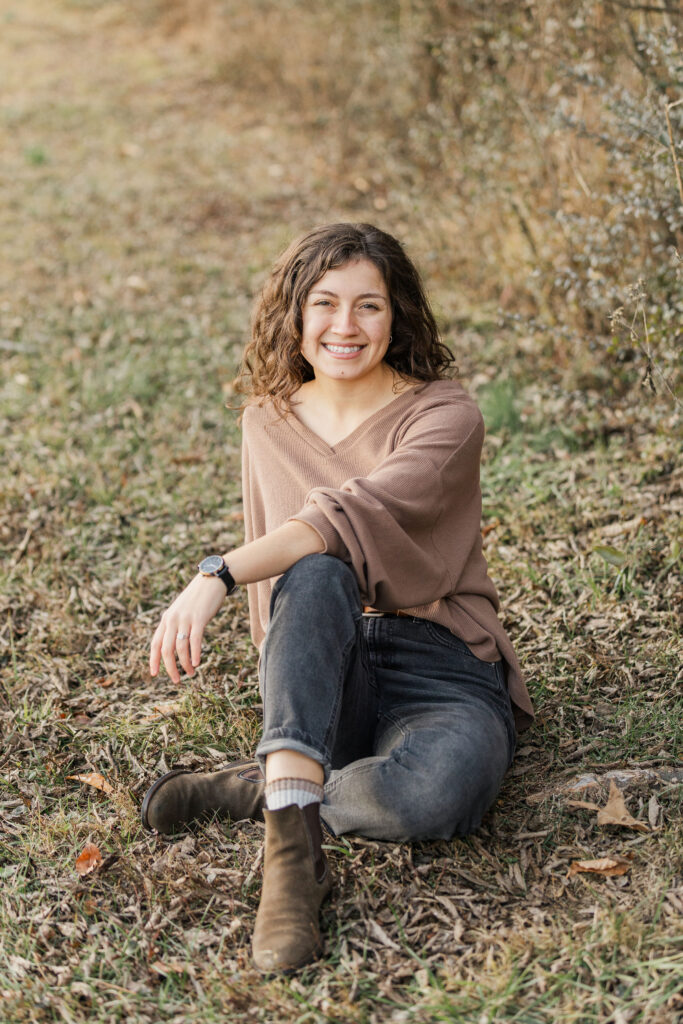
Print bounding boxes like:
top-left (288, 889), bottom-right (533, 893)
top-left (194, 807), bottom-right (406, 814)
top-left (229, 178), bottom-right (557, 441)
top-left (235, 222), bottom-right (454, 408)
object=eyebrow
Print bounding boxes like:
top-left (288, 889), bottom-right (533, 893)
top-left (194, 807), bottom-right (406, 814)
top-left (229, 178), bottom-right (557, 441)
top-left (309, 289), bottom-right (388, 301)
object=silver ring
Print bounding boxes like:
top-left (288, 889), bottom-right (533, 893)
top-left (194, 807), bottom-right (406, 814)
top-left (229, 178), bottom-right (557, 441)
top-left (177, 632), bottom-right (189, 641)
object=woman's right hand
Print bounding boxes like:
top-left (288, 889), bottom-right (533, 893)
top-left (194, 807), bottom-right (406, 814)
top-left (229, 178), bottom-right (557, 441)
top-left (148, 521), bottom-right (323, 684)
top-left (149, 573), bottom-right (228, 683)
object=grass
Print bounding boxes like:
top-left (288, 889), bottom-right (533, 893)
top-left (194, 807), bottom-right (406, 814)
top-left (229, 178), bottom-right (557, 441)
top-left (1, 2), bottom-right (681, 1022)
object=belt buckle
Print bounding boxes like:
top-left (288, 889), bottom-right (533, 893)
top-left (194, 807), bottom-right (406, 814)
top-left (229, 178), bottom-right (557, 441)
top-left (362, 605), bottom-right (386, 617)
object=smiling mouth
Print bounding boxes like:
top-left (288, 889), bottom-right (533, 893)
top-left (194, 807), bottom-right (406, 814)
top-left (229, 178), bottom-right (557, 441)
top-left (322, 343), bottom-right (364, 355)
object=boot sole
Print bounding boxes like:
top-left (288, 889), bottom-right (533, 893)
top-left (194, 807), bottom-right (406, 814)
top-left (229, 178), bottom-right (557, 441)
top-left (140, 760), bottom-right (260, 833)
top-left (252, 939), bottom-right (325, 976)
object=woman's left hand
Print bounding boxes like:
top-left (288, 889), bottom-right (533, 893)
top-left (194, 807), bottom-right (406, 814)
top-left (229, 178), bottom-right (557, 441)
top-left (149, 574), bottom-right (227, 683)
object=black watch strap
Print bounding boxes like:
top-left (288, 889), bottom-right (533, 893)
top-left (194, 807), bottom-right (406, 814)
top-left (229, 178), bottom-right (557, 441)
top-left (216, 563), bottom-right (237, 594)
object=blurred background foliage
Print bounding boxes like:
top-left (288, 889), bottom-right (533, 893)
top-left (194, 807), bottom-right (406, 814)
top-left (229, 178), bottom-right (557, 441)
top-left (139, 0), bottom-right (682, 401)
top-left (1, 0), bottom-right (681, 406)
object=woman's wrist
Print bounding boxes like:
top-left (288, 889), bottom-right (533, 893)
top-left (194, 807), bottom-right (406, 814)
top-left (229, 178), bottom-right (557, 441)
top-left (198, 554), bottom-right (236, 593)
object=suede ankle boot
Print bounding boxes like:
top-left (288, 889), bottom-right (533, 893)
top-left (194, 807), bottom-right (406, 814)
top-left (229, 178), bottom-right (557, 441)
top-left (141, 760), bottom-right (265, 834)
top-left (252, 802), bottom-right (332, 973)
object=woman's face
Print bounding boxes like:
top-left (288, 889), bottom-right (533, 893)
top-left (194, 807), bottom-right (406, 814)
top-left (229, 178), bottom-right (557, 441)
top-left (300, 259), bottom-right (392, 386)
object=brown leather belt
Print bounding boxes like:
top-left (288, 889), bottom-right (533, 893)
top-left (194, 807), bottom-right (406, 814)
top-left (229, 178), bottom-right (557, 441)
top-left (362, 606), bottom-right (412, 617)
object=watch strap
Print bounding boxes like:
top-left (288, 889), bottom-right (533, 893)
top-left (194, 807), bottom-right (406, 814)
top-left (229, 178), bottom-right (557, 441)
top-left (216, 563), bottom-right (237, 594)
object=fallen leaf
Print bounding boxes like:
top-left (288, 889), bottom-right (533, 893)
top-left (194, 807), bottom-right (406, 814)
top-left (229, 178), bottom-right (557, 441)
top-left (149, 959), bottom-right (192, 976)
top-left (171, 452), bottom-right (204, 465)
top-left (566, 780), bottom-right (649, 833)
top-left (597, 515), bottom-right (647, 538)
top-left (75, 843), bottom-right (103, 876)
top-left (125, 274), bottom-right (149, 293)
top-left (66, 772), bottom-right (114, 795)
top-left (68, 982), bottom-right (92, 1001)
top-left (141, 701), bottom-right (183, 722)
top-left (592, 545), bottom-right (628, 567)
top-left (567, 854), bottom-right (633, 879)
top-left (597, 780), bottom-right (650, 833)
top-left (366, 917), bottom-right (401, 950)
top-left (8, 956), bottom-right (33, 978)
top-left (648, 794), bottom-right (661, 829)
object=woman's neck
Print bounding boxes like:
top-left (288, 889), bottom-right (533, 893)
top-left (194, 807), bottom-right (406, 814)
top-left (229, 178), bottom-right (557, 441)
top-left (299, 363), bottom-right (400, 417)
top-left (292, 365), bottom-right (418, 446)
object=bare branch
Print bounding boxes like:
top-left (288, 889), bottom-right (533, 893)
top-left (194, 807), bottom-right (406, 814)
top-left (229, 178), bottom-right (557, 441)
top-left (664, 99), bottom-right (683, 205)
top-left (604, 0), bottom-right (682, 13)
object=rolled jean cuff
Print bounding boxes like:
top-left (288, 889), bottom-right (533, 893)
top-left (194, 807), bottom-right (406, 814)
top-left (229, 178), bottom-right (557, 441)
top-left (255, 728), bottom-right (331, 780)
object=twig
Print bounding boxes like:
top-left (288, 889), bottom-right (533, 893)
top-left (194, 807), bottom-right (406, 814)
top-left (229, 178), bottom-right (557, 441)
top-left (664, 99), bottom-right (683, 205)
top-left (606, 0), bottom-right (682, 12)
top-left (10, 527), bottom-right (33, 568)
top-left (570, 147), bottom-right (593, 199)
top-left (511, 829), bottom-right (553, 840)
top-left (641, 304), bottom-right (656, 394)
top-left (242, 844), bottom-right (263, 892)
top-left (610, 285), bottom-right (682, 409)
top-left (562, 739), bottom-right (603, 764)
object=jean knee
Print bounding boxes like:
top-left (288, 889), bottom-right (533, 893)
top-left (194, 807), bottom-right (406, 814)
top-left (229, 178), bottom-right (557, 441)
top-left (277, 553), bottom-right (359, 604)
top-left (387, 779), bottom-right (493, 841)
top-left (286, 552), bottom-right (352, 582)
top-left (389, 743), bottom-right (507, 841)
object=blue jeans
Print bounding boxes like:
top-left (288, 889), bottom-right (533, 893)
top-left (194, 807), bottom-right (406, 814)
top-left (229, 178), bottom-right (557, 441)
top-left (255, 554), bottom-right (516, 841)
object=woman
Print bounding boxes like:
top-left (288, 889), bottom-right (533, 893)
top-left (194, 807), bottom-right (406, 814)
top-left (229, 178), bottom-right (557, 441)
top-left (142, 223), bottom-right (534, 973)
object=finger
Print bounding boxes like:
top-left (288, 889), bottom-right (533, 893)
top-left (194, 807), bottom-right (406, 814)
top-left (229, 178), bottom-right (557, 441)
top-left (176, 628), bottom-right (194, 677)
top-left (160, 630), bottom-right (181, 685)
top-left (150, 620), bottom-right (166, 677)
top-left (190, 626), bottom-right (204, 669)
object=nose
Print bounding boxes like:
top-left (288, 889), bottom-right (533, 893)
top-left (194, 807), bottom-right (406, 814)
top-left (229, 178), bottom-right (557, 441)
top-left (330, 306), bottom-right (359, 337)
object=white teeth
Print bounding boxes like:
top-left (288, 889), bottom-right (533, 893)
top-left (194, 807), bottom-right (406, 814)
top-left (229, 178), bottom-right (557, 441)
top-left (324, 344), bottom-right (362, 354)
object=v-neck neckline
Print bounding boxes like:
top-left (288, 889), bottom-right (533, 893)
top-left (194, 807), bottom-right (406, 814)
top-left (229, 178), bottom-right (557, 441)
top-left (284, 383), bottom-right (428, 456)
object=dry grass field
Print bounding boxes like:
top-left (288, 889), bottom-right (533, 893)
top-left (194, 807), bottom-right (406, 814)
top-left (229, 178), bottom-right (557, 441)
top-left (1, 2), bottom-right (681, 1021)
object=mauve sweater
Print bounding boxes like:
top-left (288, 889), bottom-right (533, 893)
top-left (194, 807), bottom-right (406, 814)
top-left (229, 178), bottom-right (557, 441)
top-left (241, 379), bottom-right (534, 732)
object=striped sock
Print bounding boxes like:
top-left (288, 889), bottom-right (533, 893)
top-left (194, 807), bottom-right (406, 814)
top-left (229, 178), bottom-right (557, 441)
top-left (265, 777), bottom-right (324, 811)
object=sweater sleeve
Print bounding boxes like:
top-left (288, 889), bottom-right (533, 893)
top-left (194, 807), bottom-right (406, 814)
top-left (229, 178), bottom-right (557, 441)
top-left (290, 399), bottom-right (485, 610)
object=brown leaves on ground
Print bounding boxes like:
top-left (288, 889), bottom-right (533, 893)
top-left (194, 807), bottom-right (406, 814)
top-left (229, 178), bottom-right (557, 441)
top-left (75, 843), bottom-right (103, 876)
top-left (566, 779), bottom-right (651, 833)
top-left (140, 701), bottom-right (183, 722)
top-left (66, 772), bottom-right (114, 795)
top-left (149, 959), bottom-right (195, 977)
top-left (567, 854), bottom-right (634, 879)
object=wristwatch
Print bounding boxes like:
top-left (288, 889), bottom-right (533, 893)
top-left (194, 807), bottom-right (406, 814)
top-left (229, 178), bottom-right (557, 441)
top-left (198, 555), bottom-right (237, 594)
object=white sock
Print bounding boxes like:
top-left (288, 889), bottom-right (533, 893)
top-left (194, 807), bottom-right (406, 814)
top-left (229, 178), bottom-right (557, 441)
top-left (265, 777), bottom-right (324, 811)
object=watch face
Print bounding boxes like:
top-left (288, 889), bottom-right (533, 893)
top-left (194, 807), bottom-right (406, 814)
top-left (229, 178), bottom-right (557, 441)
top-left (199, 555), bottom-right (224, 575)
